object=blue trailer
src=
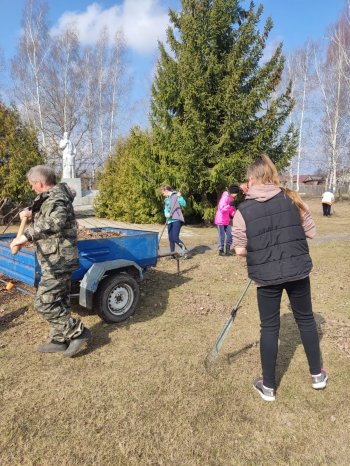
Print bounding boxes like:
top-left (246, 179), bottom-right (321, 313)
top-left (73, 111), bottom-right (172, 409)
top-left (0, 227), bottom-right (158, 323)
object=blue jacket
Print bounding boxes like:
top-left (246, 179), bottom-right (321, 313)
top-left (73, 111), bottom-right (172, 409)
top-left (164, 192), bottom-right (186, 224)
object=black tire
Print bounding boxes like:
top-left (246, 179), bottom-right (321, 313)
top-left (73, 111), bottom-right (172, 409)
top-left (95, 273), bottom-right (140, 323)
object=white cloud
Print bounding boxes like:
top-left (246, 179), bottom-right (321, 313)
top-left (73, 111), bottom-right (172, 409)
top-left (51, 0), bottom-right (170, 55)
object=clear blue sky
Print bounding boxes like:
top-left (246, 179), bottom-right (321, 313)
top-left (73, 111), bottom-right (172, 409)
top-left (260, 0), bottom-right (346, 50)
top-left (0, 0), bottom-right (346, 126)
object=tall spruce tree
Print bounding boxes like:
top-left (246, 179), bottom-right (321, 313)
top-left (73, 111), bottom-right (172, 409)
top-left (150, 0), bottom-right (297, 220)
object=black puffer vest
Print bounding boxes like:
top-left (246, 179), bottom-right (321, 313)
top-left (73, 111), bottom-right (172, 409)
top-left (239, 191), bottom-right (312, 286)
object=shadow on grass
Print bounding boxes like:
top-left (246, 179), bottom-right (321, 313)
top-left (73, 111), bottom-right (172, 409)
top-left (0, 306), bottom-right (29, 333)
top-left (204, 311), bottom-right (326, 384)
top-left (276, 311), bottom-right (325, 388)
top-left (204, 341), bottom-right (259, 379)
top-left (74, 268), bottom-right (192, 356)
top-left (227, 341), bottom-right (259, 364)
top-left (189, 245), bottom-right (212, 256)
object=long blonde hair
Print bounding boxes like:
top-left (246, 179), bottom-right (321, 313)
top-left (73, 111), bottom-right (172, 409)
top-left (247, 154), bottom-right (306, 219)
top-left (246, 154), bottom-right (280, 186)
top-left (280, 187), bottom-right (307, 220)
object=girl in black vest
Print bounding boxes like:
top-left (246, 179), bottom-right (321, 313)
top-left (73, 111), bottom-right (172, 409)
top-left (233, 154), bottom-right (328, 401)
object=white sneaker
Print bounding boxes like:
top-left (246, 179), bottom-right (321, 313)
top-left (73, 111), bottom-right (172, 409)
top-left (253, 377), bottom-right (275, 401)
top-left (311, 369), bottom-right (328, 389)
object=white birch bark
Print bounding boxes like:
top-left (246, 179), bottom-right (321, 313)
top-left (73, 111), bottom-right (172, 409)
top-left (21, 0), bottom-right (50, 149)
top-left (314, 45), bottom-right (342, 191)
top-left (11, 0), bottom-right (130, 175)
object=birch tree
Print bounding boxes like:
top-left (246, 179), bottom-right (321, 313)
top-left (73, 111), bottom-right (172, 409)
top-left (79, 28), bottom-right (128, 173)
top-left (11, 0), bottom-right (130, 176)
top-left (41, 27), bottom-right (85, 168)
top-left (333, 3), bottom-right (350, 176)
top-left (80, 46), bottom-right (98, 172)
top-left (95, 29), bottom-right (109, 162)
top-left (314, 13), bottom-right (350, 191)
top-left (11, 0), bottom-right (50, 149)
top-left (107, 31), bottom-right (127, 155)
top-left (284, 43), bottom-right (315, 191)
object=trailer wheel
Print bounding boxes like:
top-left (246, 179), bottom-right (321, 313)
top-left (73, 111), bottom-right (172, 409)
top-left (95, 273), bottom-right (140, 323)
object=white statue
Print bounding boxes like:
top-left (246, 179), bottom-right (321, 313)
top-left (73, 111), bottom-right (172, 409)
top-left (59, 132), bottom-right (76, 179)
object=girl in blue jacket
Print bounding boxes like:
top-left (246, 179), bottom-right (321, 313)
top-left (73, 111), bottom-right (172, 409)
top-left (160, 185), bottom-right (188, 257)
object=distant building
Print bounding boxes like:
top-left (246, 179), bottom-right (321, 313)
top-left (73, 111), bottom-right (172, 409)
top-left (337, 169), bottom-right (350, 184)
top-left (280, 175), bottom-right (324, 186)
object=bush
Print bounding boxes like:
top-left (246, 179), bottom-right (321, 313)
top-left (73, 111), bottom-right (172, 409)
top-left (0, 102), bottom-right (44, 206)
top-left (95, 129), bottom-right (164, 223)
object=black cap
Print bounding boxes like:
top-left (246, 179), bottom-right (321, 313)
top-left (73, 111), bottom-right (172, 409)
top-left (228, 185), bottom-right (240, 194)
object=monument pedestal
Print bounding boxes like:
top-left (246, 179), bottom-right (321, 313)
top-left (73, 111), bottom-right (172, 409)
top-left (61, 178), bottom-right (82, 205)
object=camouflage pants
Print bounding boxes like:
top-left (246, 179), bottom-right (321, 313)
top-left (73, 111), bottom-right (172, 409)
top-left (35, 271), bottom-right (84, 342)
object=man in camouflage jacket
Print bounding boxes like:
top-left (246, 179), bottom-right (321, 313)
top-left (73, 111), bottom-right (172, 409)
top-left (10, 165), bottom-right (91, 357)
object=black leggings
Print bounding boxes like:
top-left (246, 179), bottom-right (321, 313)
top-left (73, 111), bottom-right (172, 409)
top-left (257, 277), bottom-right (321, 388)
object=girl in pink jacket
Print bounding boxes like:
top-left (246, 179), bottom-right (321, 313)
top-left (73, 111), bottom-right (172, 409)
top-left (214, 185), bottom-right (239, 255)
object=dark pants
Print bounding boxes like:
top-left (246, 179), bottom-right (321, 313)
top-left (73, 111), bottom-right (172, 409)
top-left (256, 277), bottom-right (321, 388)
top-left (167, 220), bottom-right (186, 253)
top-left (322, 203), bottom-right (331, 216)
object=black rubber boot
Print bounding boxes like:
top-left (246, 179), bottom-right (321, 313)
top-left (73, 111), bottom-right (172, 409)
top-left (225, 245), bottom-right (234, 256)
top-left (37, 341), bottom-right (68, 353)
top-left (219, 248), bottom-right (225, 256)
top-left (64, 328), bottom-right (91, 358)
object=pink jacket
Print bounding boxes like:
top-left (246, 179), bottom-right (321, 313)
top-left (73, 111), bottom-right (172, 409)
top-left (214, 191), bottom-right (235, 225)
